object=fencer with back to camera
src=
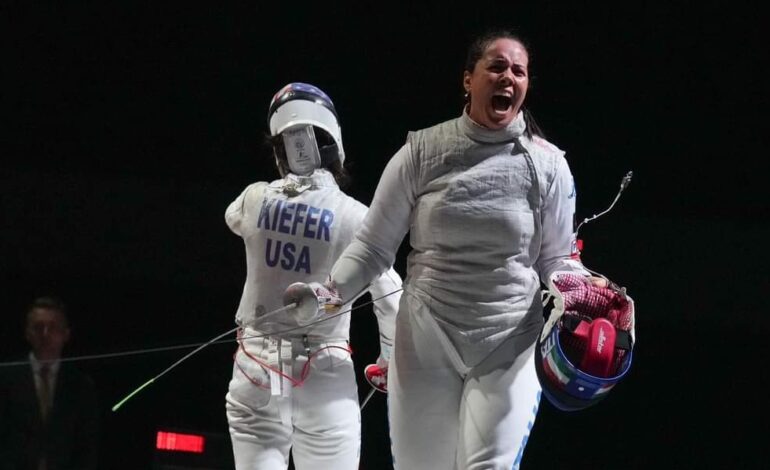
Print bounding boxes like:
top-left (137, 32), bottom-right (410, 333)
top-left (286, 30), bottom-right (636, 470)
top-left (224, 82), bottom-right (402, 470)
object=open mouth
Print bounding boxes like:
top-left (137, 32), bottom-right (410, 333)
top-left (491, 95), bottom-right (513, 113)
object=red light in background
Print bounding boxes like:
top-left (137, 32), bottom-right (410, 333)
top-left (156, 431), bottom-right (205, 454)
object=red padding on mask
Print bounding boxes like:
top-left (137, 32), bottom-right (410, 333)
top-left (575, 318), bottom-right (616, 377)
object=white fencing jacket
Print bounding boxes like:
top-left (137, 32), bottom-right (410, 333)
top-left (331, 111), bottom-right (587, 367)
top-left (226, 169), bottom-right (400, 355)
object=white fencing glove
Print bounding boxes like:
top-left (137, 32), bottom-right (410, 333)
top-left (364, 344), bottom-right (390, 393)
top-left (283, 281), bottom-right (343, 325)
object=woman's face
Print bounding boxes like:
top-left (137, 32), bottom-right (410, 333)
top-left (464, 38), bottom-right (529, 129)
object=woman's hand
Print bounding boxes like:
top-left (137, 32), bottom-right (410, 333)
top-left (587, 276), bottom-right (608, 288)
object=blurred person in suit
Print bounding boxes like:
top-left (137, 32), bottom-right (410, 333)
top-left (0, 296), bottom-right (99, 470)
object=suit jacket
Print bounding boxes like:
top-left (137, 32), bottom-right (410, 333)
top-left (0, 359), bottom-right (99, 470)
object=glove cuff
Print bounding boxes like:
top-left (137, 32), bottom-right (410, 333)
top-left (378, 343), bottom-right (392, 364)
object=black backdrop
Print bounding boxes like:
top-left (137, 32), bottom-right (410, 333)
top-left (1, 1), bottom-right (766, 468)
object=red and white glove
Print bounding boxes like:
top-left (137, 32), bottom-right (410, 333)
top-left (309, 281), bottom-right (343, 312)
top-left (364, 355), bottom-right (389, 393)
top-left (550, 273), bottom-right (635, 376)
top-left (283, 281), bottom-right (343, 325)
top-left (554, 274), bottom-right (633, 330)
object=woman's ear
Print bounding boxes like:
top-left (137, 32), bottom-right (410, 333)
top-left (463, 71), bottom-right (472, 93)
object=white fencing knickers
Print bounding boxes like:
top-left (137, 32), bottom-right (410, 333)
top-left (388, 295), bottom-right (542, 470)
top-left (226, 327), bottom-right (360, 470)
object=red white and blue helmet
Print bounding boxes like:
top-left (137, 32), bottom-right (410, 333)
top-left (268, 82), bottom-right (345, 170)
top-left (535, 271), bottom-right (636, 411)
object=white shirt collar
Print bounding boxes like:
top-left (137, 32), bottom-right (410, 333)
top-left (29, 352), bottom-right (61, 375)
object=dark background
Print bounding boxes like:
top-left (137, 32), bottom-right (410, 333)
top-left (1, 1), bottom-right (766, 469)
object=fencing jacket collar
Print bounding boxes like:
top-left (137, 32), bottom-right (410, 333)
top-left (460, 109), bottom-right (526, 144)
